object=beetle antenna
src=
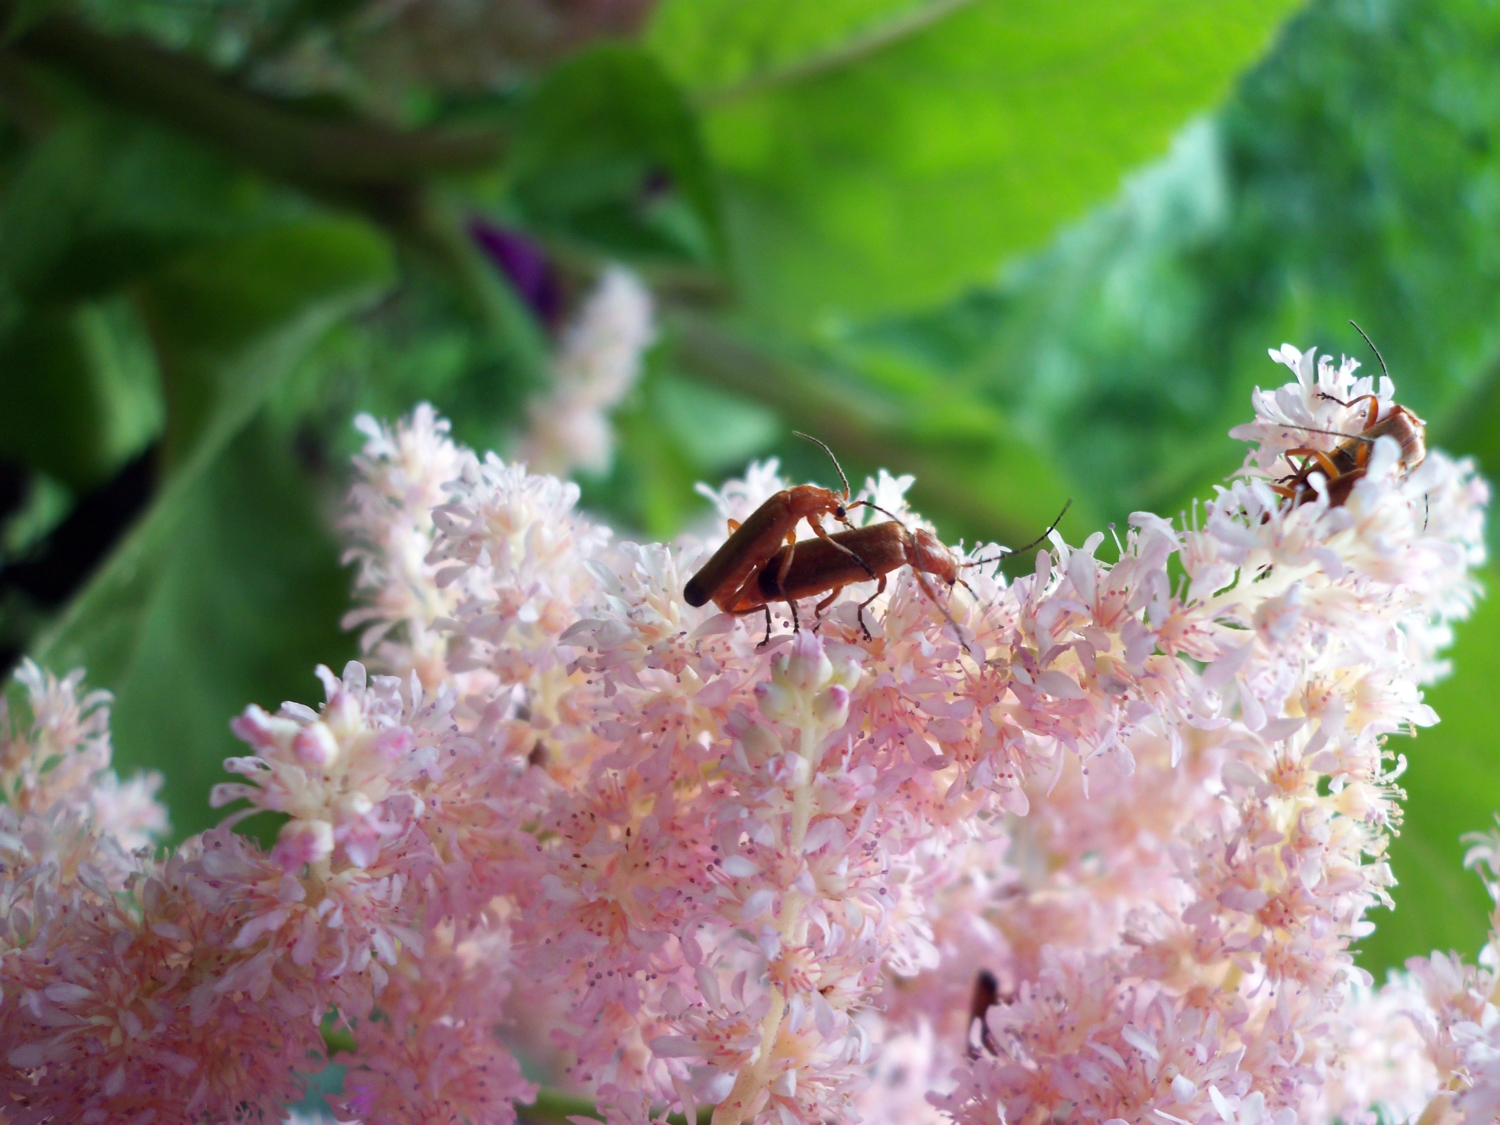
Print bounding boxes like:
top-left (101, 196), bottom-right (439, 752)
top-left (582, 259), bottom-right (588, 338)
top-left (793, 431), bottom-right (851, 499)
top-left (964, 499), bottom-right (1072, 568)
top-left (849, 500), bottom-right (909, 526)
top-left (1350, 320), bottom-right (1389, 381)
top-left (1274, 422), bottom-right (1378, 445)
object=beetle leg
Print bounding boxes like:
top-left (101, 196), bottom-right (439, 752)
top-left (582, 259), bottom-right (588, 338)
top-left (855, 575), bottom-right (887, 641)
top-left (810, 515), bottom-right (879, 583)
top-left (1317, 390), bottom-right (1380, 419)
top-left (774, 531), bottom-right (801, 633)
top-left (1318, 391), bottom-right (1381, 430)
top-left (811, 585), bottom-right (845, 630)
top-left (1284, 447), bottom-right (1342, 481)
top-left (726, 518), bottom-right (741, 534)
top-left (916, 567), bottom-right (966, 641)
top-left (726, 598), bottom-right (777, 646)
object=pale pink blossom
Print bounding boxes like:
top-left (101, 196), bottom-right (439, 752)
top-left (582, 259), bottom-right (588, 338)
top-left (342, 402), bottom-right (472, 687)
top-left (1, 344), bottom-right (1488, 1125)
top-left (520, 266), bottom-right (655, 476)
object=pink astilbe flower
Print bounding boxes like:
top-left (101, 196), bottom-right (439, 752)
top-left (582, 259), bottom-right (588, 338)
top-left (342, 403), bottom-right (472, 688)
top-left (0, 659), bottom-right (166, 887)
top-left (1362, 825), bottom-right (1500, 1125)
top-left (926, 349), bottom-right (1483, 1125)
top-left (1, 343), bottom-right (1487, 1125)
top-left (519, 265), bottom-right (655, 477)
top-left (0, 659), bottom-right (166, 840)
top-left (334, 921), bottom-right (534, 1125)
top-left (0, 664), bottom-right (346, 1121)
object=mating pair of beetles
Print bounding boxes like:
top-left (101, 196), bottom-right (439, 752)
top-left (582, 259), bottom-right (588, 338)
top-left (681, 434), bottom-right (1048, 647)
top-left (685, 341), bottom-right (1427, 648)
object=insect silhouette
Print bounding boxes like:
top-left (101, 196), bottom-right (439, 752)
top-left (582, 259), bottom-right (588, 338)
top-left (683, 434), bottom-right (877, 632)
top-left (966, 970), bottom-right (1001, 1059)
top-left (728, 502), bottom-right (1070, 645)
top-left (1272, 324), bottom-right (1426, 508)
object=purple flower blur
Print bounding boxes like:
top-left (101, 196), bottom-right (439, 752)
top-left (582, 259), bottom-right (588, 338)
top-left (470, 218), bottom-right (563, 326)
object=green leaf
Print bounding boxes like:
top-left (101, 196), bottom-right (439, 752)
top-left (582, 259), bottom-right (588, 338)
top-left (138, 218), bottom-right (394, 469)
top-left (106, 419), bottom-right (357, 842)
top-left (0, 295), bottom-right (162, 488)
top-left (649, 0), bottom-right (969, 99)
top-left (30, 217), bottom-right (392, 754)
top-left (653, 371), bottom-right (779, 474)
top-left (510, 45), bottom-right (724, 267)
top-left (826, 0), bottom-right (1500, 534)
top-left (672, 314), bottom-right (1089, 548)
top-left (0, 113), bottom-right (297, 307)
top-left (1357, 572), bottom-right (1500, 977)
top-left (651, 0), bottom-right (1301, 332)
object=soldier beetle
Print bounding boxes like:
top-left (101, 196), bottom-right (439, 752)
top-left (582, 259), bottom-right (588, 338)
top-left (1272, 326), bottom-right (1426, 507)
top-left (683, 433), bottom-right (877, 630)
top-left (728, 502), bottom-right (1070, 644)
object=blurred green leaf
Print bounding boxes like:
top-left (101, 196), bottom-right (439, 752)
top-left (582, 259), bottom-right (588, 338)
top-left (0, 113), bottom-right (296, 307)
top-left (654, 370), bottom-right (778, 474)
top-left (651, 0), bottom-right (1301, 333)
top-left (1357, 573), bottom-right (1500, 977)
top-left (649, 0), bottom-right (970, 99)
top-left (0, 294), bottom-right (161, 487)
top-left (821, 0), bottom-right (1500, 535)
top-left (107, 418), bottom-right (356, 842)
top-left (672, 314), bottom-right (1089, 548)
top-left (268, 262), bottom-right (540, 467)
top-left (580, 367), bottom-right (780, 537)
top-left (2, 473), bottom-right (69, 557)
top-left (31, 217), bottom-right (392, 739)
top-left (138, 218), bottom-right (394, 468)
top-left (599, 390), bottom-right (705, 538)
top-left (510, 44), bottom-right (724, 267)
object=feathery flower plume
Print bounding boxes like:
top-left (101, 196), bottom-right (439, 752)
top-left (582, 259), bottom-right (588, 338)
top-left (0, 344), bottom-right (1487, 1125)
top-left (519, 265), bottom-right (655, 477)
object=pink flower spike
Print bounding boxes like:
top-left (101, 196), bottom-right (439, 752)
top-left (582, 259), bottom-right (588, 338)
top-left (4, 349), bottom-right (1487, 1125)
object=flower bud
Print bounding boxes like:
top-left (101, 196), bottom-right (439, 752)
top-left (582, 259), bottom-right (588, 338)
top-left (372, 728), bottom-right (416, 760)
top-left (780, 631), bottom-right (832, 693)
top-left (738, 723), bottom-right (782, 767)
top-left (231, 705), bottom-right (296, 753)
top-left (767, 752), bottom-right (807, 788)
top-left (1254, 585), bottom-right (1304, 645)
top-left (292, 723), bottom-right (340, 770)
top-left (272, 818), bottom-right (334, 872)
top-left (323, 690), bottom-right (362, 739)
top-left (831, 657), bottom-right (862, 690)
top-left (338, 791), bottom-right (375, 819)
top-left (755, 680), bottom-right (797, 723)
top-left (811, 684), bottom-right (849, 728)
top-left (690, 1066), bottom-right (737, 1105)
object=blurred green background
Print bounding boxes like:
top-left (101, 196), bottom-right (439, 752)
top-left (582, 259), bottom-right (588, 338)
top-left (0, 0), bottom-right (1496, 978)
